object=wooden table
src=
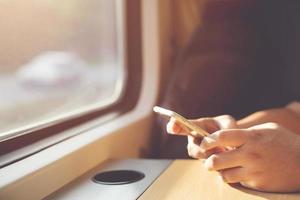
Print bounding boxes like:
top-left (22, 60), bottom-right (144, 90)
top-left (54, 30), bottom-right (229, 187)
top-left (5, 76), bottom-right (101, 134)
top-left (140, 160), bottom-right (300, 200)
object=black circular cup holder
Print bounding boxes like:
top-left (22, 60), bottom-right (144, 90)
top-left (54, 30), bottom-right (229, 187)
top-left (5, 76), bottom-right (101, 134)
top-left (92, 170), bottom-right (145, 185)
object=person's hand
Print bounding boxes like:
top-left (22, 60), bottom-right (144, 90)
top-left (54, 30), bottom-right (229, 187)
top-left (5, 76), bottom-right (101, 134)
top-left (166, 115), bottom-right (237, 158)
top-left (200, 123), bottom-right (300, 192)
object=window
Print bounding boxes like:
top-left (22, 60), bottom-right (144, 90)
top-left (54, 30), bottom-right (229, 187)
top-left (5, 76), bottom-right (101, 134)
top-left (0, 0), bottom-right (142, 166)
top-left (0, 0), bottom-right (126, 140)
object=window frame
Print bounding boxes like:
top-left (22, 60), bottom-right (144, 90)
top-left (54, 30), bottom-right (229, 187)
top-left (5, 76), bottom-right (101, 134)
top-left (0, 0), bottom-right (167, 198)
top-left (0, 0), bottom-right (142, 164)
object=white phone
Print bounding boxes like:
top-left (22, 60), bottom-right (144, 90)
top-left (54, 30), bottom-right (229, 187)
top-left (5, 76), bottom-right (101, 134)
top-left (153, 106), bottom-right (209, 138)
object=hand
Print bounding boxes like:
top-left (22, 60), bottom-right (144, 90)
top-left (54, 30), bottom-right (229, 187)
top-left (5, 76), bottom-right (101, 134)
top-left (200, 123), bottom-right (300, 192)
top-left (166, 115), bottom-right (237, 158)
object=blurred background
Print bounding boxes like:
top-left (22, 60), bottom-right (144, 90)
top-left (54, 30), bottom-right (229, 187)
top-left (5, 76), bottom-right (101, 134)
top-left (0, 0), bottom-right (121, 134)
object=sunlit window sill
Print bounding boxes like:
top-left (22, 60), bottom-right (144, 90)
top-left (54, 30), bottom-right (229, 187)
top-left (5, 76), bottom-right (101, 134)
top-left (0, 101), bottom-right (155, 200)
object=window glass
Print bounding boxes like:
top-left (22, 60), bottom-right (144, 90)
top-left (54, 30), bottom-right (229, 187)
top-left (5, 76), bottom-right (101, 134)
top-left (0, 0), bottom-right (124, 137)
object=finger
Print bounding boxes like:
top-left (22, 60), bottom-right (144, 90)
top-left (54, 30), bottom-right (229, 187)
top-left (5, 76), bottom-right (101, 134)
top-left (219, 167), bottom-right (248, 183)
top-left (204, 148), bottom-right (244, 171)
top-left (187, 136), bottom-right (212, 159)
top-left (187, 142), bottom-right (206, 159)
top-left (188, 145), bottom-right (226, 159)
top-left (187, 136), bottom-right (225, 159)
top-left (190, 118), bottom-right (220, 133)
top-left (166, 118), bottom-right (189, 135)
top-left (200, 129), bottom-right (249, 150)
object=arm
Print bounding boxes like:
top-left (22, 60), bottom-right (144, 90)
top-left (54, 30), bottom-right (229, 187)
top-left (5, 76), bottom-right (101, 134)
top-left (237, 105), bottom-right (300, 134)
top-left (168, 103), bottom-right (300, 137)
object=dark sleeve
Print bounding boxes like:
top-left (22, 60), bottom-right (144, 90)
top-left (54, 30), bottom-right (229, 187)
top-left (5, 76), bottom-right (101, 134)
top-left (156, 0), bottom-right (263, 158)
top-left (153, 1), bottom-right (300, 158)
top-left (259, 1), bottom-right (300, 103)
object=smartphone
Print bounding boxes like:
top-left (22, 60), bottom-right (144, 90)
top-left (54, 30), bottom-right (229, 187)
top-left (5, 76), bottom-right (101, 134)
top-left (153, 106), bottom-right (209, 137)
